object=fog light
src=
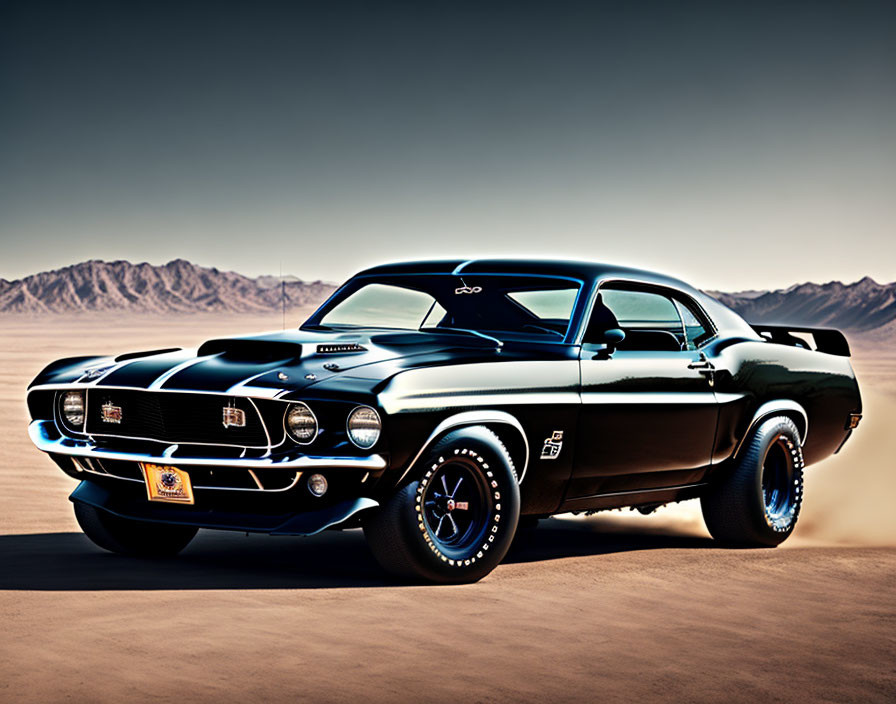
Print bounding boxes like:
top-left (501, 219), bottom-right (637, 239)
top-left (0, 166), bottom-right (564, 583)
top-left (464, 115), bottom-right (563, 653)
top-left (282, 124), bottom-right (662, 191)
top-left (61, 390), bottom-right (85, 429)
top-left (308, 473), bottom-right (328, 497)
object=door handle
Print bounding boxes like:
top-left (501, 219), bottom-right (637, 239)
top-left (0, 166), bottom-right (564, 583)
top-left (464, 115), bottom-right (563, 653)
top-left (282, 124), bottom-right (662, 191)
top-left (688, 354), bottom-right (717, 387)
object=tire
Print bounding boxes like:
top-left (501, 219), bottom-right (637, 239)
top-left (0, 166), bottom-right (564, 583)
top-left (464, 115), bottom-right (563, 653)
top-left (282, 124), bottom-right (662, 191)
top-left (701, 415), bottom-right (804, 547)
top-left (74, 502), bottom-right (198, 557)
top-left (364, 426), bottom-right (520, 584)
top-left (510, 515), bottom-right (541, 549)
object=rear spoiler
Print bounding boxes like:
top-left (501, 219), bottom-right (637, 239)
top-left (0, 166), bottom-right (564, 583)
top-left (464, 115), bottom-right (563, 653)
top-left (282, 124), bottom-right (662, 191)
top-left (750, 324), bottom-right (851, 357)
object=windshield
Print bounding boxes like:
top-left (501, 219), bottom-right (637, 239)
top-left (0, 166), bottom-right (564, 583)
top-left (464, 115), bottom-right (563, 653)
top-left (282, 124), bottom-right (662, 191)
top-left (307, 274), bottom-right (582, 342)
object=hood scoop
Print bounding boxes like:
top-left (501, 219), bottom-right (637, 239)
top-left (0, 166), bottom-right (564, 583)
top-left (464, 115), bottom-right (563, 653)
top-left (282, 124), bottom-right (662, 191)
top-left (198, 338), bottom-right (302, 363)
top-left (316, 343), bottom-right (367, 354)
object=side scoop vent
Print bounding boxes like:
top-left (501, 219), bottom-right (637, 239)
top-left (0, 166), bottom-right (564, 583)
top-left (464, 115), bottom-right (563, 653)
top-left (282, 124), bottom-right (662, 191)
top-left (317, 343), bottom-right (367, 354)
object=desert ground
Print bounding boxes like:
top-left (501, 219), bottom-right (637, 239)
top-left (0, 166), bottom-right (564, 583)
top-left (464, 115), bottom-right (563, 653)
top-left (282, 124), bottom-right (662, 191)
top-left (1, 314), bottom-right (894, 703)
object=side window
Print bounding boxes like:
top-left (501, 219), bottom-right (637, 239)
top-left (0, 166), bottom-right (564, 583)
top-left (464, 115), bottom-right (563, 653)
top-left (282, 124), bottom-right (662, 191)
top-left (673, 299), bottom-right (710, 350)
top-left (596, 288), bottom-right (684, 352)
top-left (601, 289), bottom-right (680, 329)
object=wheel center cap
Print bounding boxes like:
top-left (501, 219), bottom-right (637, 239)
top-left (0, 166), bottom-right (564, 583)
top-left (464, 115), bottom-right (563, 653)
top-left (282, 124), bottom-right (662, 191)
top-left (446, 498), bottom-right (456, 511)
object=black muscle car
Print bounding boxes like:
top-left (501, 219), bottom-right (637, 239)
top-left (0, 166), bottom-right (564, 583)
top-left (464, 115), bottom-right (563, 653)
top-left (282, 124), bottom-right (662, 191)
top-left (27, 260), bottom-right (863, 583)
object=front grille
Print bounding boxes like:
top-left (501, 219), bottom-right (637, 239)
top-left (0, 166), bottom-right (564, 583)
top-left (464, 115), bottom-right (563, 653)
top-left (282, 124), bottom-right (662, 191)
top-left (85, 390), bottom-right (272, 448)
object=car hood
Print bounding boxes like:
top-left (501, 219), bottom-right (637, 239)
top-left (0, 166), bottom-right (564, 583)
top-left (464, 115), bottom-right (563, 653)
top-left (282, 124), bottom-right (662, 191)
top-left (37, 329), bottom-right (512, 395)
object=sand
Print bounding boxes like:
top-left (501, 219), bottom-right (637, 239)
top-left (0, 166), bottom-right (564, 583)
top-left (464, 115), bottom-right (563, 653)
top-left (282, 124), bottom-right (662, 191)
top-left (1, 314), bottom-right (894, 702)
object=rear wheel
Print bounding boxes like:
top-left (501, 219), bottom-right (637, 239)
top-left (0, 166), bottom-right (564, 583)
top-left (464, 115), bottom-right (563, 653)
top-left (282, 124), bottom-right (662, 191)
top-left (701, 416), bottom-right (804, 546)
top-left (364, 426), bottom-right (520, 584)
top-left (74, 502), bottom-right (198, 557)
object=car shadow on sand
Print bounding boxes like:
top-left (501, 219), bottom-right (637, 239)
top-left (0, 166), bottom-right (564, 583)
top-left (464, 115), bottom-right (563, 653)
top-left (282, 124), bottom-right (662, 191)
top-left (0, 518), bottom-right (715, 591)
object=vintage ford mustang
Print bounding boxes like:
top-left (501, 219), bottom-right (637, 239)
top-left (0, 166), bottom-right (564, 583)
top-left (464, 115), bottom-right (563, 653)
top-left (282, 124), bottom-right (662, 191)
top-left (27, 260), bottom-right (863, 583)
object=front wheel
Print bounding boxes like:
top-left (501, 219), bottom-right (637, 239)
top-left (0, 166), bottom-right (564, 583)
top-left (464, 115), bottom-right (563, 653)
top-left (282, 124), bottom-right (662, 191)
top-left (364, 426), bottom-right (520, 584)
top-left (74, 502), bottom-right (198, 557)
top-left (701, 415), bottom-right (804, 546)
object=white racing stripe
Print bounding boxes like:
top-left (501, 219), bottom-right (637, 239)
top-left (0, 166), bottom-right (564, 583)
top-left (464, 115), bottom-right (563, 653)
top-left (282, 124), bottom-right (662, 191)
top-left (581, 392), bottom-right (731, 405)
top-left (147, 355), bottom-right (217, 390)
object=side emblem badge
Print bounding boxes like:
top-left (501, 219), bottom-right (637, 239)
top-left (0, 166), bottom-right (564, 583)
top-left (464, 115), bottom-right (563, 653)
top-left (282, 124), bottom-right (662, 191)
top-left (541, 430), bottom-right (564, 460)
top-left (101, 401), bottom-right (123, 424)
top-left (222, 406), bottom-right (246, 428)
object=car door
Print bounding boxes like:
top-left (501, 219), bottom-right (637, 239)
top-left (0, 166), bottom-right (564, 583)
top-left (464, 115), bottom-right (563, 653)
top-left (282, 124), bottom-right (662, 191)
top-left (568, 283), bottom-right (720, 499)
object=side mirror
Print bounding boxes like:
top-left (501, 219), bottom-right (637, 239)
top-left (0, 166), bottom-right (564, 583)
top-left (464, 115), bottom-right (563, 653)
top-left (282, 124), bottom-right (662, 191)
top-left (601, 328), bottom-right (625, 345)
top-left (590, 328), bottom-right (625, 360)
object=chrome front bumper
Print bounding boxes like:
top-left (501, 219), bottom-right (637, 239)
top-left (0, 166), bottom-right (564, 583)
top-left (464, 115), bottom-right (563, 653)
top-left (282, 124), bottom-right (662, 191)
top-left (28, 420), bottom-right (387, 471)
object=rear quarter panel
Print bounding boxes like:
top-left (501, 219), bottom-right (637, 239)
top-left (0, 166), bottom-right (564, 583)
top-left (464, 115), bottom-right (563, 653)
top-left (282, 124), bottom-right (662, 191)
top-left (711, 339), bottom-right (861, 467)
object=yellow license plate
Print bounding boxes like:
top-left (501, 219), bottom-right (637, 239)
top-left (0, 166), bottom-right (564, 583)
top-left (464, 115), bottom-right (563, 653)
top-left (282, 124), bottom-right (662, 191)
top-left (140, 463), bottom-right (195, 505)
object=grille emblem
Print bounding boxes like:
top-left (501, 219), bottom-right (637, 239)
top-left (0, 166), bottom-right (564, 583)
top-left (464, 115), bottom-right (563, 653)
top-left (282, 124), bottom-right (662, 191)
top-left (101, 402), bottom-right (123, 424)
top-left (222, 406), bottom-right (246, 428)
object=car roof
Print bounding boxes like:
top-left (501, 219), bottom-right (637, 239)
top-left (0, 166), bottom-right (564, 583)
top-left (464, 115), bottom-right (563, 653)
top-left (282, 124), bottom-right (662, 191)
top-left (357, 258), bottom-right (696, 291)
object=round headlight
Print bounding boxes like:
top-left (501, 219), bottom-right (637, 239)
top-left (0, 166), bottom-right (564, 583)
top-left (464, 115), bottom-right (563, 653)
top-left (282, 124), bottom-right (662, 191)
top-left (347, 406), bottom-right (381, 449)
top-left (285, 402), bottom-right (318, 444)
top-left (61, 390), bottom-right (85, 429)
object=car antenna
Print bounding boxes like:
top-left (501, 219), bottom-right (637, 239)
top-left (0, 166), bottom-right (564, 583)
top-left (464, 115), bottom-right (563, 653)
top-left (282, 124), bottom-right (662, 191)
top-left (280, 260), bottom-right (286, 330)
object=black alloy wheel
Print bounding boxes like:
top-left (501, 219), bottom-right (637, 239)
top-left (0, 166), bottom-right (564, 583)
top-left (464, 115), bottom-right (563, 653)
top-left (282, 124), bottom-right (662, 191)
top-left (701, 415), bottom-right (804, 546)
top-left (421, 461), bottom-right (492, 560)
top-left (364, 425), bottom-right (520, 584)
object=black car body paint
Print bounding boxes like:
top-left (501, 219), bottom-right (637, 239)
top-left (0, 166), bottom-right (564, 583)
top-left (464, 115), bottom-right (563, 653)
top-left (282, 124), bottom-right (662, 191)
top-left (26, 260), bottom-right (862, 542)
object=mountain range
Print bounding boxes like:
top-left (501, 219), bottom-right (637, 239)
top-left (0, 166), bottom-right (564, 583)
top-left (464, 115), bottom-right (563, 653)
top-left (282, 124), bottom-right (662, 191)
top-left (0, 260), bottom-right (335, 315)
top-left (711, 277), bottom-right (896, 332)
top-left (1, 260), bottom-right (894, 334)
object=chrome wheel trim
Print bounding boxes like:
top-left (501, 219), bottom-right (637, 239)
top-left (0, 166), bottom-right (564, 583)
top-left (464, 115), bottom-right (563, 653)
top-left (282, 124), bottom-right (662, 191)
top-left (761, 435), bottom-right (800, 532)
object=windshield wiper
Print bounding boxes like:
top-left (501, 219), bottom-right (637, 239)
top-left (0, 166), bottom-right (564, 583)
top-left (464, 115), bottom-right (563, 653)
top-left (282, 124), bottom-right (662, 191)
top-left (419, 327), bottom-right (503, 348)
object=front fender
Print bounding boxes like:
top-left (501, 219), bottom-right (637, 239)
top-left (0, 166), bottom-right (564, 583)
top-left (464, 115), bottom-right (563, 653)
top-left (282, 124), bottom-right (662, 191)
top-left (394, 410), bottom-right (530, 486)
top-left (28, 355), bottom-right (112, 388)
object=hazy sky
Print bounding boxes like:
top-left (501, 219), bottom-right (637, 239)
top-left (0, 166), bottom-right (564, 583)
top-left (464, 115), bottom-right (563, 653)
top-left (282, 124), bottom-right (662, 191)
top-left (2, 0), bottom-right (894, 290)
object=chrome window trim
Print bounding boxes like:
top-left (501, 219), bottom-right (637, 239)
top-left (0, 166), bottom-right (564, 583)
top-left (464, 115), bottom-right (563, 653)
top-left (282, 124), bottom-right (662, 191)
top-left (396, 410), bottom-right (530, 486)
top-left (576, 277), bottom-right (719, 347)
top-left (303, 271), bottom-right (587, 345)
